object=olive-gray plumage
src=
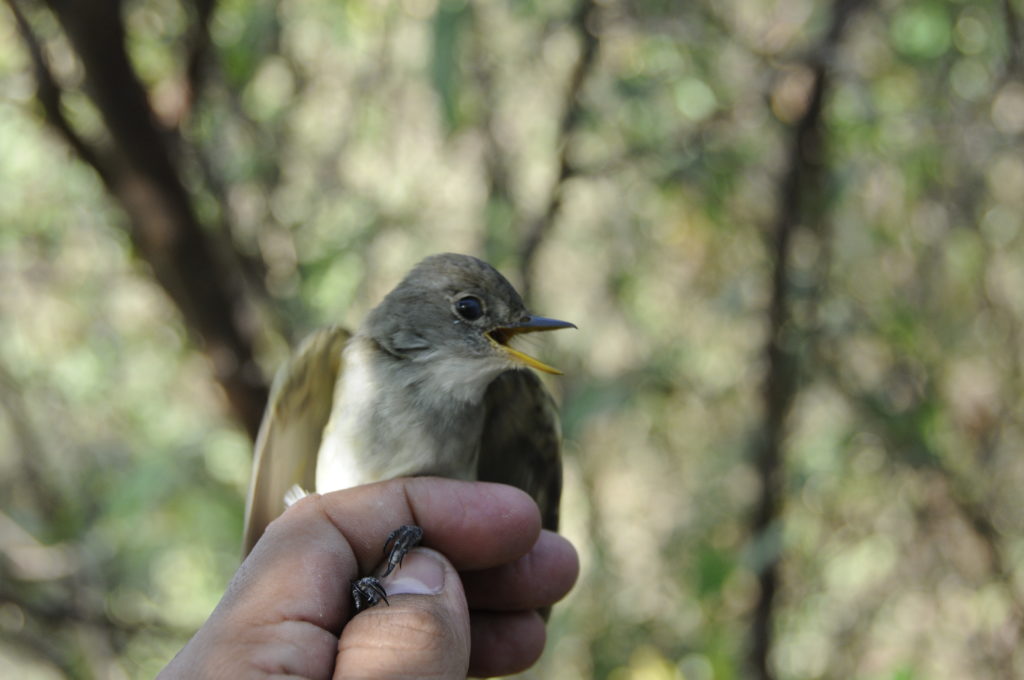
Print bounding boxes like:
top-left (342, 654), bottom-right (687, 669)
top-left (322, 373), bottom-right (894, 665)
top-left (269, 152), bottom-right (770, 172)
top-left (242, 253), bottom-right (572, 556)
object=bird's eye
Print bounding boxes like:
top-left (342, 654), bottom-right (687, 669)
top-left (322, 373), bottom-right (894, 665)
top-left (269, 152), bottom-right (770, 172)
top-left (454, 296), bottom-right (484, 321)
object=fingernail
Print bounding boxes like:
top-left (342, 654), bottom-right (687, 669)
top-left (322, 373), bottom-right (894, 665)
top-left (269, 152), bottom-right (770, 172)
top-left (381, 550), bottom-right (445, 596)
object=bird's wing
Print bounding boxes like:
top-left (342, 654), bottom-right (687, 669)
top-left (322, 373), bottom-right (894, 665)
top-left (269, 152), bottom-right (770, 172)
top-left (477, 370), bottom-right (563, 532)
top-left (242, 326), bottom-right (351, 556)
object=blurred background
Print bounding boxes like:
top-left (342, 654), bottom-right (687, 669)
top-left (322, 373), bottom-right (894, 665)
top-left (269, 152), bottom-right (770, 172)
top-left (1, 0), bottom-right (1022, 677)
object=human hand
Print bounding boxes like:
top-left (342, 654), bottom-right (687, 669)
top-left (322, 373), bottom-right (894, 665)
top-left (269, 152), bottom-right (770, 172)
top-left (159, 478), bottom-right (579, 678)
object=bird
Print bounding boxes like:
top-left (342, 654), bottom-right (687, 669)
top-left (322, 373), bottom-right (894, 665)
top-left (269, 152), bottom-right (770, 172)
top-left (241, 252), bottom-right (575, 609)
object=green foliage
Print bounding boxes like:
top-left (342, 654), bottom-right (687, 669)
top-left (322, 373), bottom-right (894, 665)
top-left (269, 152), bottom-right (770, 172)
top-left (430, 0), bottom-right (470, 132)
top-left (890, 2), bottom-right (952, 60)
top-left (217, 0), bottom-right (281, 88)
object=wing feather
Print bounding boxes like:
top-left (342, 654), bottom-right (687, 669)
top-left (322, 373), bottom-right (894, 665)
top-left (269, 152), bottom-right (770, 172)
top-left (241, 326), bottom-right (351, 556)
top-left (477, 370), bottom-right (563, 532)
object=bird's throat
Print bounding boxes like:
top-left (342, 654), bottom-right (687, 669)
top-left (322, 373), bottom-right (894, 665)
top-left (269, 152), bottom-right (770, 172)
top-left (314, 337), bottom-right (500, 493)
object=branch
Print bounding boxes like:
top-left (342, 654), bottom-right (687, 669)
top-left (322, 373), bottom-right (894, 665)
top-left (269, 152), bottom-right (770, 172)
top-left (0, 565), bottom-right (189, 679)
top-left (747, 2), bottom-right (867, 678)
top-left (0, 623), bottom-right (78, 677)
top-left (179, 3), bottom-right (317, 343)
top-left (15, 0), bottom-right (269, 438)
top-left (518, 0), bottom-right (600, 301)
top-left (5, 0), bottom-right (111, 182)
top-left (469, 3), bottom-right (516, 263)
top-left (1003, 0), bottom-right (1023, 79)
top-left (822, 352), bottom-right (1024, 673)
top-left (183, 0), bottom-right (217, 115)
top-left (0, 367), bottom-right (66, 522)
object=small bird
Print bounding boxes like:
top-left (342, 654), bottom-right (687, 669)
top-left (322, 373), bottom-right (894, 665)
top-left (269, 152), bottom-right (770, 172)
top-left (242, 253), bottom-right (575, 609)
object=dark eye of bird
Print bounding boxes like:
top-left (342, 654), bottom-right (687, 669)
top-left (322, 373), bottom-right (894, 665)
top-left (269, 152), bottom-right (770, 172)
top-left (454, 296), bottom-right (484, 321)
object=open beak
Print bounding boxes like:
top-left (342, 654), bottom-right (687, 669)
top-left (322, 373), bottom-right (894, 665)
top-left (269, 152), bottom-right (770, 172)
top-left (487, 315), bottom-right (577, 375)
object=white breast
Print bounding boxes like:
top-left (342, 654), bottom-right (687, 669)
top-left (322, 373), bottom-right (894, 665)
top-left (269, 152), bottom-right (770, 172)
top-left (314, 337), bottom-right (503, 493)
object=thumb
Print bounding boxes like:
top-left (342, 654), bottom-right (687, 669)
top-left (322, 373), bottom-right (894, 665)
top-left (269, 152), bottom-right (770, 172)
top-left (334, 548), bottom-right (470, 679)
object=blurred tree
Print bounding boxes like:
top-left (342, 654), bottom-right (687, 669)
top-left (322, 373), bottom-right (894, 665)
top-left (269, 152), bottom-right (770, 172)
top-left (1, 0), bottom-right (1022, 678)
top-left (7, 0), bottom-right (269, 439)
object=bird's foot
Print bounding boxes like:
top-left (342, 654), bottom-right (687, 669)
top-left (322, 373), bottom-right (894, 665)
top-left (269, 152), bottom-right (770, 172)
top-left (381, 524), bottom-right (423, 577)
top-left (350, 525), bottom-right (424, 613)
top-left (351, 576), bottom-right (389, 613)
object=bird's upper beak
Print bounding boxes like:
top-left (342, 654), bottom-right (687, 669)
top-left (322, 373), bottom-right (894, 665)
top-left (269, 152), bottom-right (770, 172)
top-left (487, 315), bottom-right (577, 375)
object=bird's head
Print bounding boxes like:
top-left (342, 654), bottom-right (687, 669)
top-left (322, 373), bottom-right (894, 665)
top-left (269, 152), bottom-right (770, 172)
top-left (361, 253), bottom-right (575, 378)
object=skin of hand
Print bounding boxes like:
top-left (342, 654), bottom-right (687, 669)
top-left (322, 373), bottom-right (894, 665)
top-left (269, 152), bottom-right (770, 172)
top-left (159, 478), bottom-right (580, 679)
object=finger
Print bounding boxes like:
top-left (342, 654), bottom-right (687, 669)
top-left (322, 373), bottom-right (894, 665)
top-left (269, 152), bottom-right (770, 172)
top-left (161, 479), bottom-right (542, 679)
top-left (313, 477), bottom-right (542, 574)
top-left (461, 530), bottom-right (579, 610)
top-left (161, 503), bottom-right (349, 679)
top-left (335, 549), bottom-right (470, 679)
top-left (468, 610), bottom-right (547, 678)
top-left (236, 477), bottom-right (540, 628)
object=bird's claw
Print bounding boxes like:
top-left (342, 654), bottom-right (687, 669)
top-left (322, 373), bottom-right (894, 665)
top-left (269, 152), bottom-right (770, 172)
top-left (381, 524), bottom-right (423, 577)
top-left (350, 525), bottom-right (424, 613)
top-left (351, 576), bottom-right (389, 613)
